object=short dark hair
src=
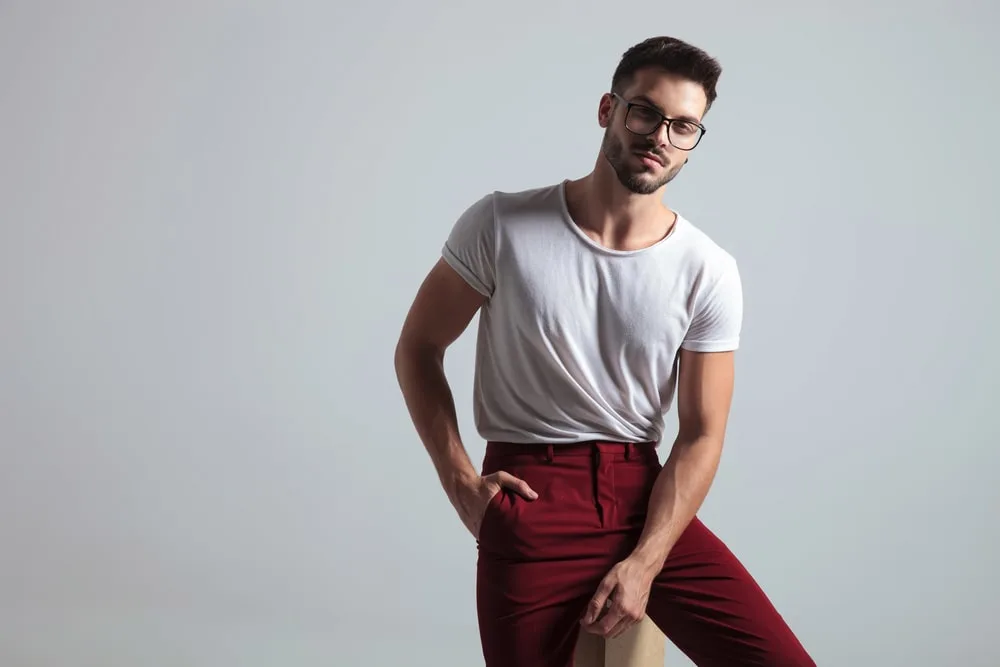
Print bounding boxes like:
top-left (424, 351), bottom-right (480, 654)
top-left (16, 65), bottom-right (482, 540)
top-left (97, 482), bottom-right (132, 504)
top-left (610, 36), bottom-right (722, 112)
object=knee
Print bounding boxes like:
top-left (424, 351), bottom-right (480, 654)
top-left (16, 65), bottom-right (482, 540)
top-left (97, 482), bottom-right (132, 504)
top-left (771, 640), bottom-right (815, 667)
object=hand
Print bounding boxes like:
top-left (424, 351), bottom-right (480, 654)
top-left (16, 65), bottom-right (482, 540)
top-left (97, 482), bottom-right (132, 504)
top-left (580, 556), bottom-right (656, 639)
top-left (452, 471), bottom-right (537, 539)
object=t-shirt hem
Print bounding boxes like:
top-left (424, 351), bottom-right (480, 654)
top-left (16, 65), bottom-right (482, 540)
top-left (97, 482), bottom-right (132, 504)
top-left (441, 245), bottom-right (491, 297)
top-left (680, 339), bottom-right (740, 352)
top-left (476, 429), bottom-right (663, 445)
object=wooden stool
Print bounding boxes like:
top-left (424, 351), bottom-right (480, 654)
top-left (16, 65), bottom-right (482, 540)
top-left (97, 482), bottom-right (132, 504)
top-left (573, 615), bottom-right (666, 667)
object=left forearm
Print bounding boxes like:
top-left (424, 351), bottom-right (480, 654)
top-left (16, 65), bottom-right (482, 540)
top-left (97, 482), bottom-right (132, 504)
top-left (581, 349), bottom-right (735, 638)
top-left (630, 435), bottom-right (724, 572)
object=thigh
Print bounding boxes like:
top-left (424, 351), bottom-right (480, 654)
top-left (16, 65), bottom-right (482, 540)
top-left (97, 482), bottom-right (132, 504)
top-left (475, 450), bottom-right (614, 667)
top-left (645, 518), bottom-right (815, 667)
top-left (477, 555), bottom-right (592, 667)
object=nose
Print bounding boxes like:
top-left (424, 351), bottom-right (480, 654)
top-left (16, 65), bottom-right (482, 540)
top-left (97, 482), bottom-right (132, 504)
top-left (650, 120), bottom-right (671, 148)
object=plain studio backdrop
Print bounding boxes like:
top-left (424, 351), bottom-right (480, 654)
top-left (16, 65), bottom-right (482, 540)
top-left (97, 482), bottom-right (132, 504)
top-left (2, 1), bottom-right (998, 665)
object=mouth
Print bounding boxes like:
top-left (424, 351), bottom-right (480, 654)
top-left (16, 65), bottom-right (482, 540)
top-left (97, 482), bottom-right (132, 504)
top-left (634, 150), bottom-right (664, 167)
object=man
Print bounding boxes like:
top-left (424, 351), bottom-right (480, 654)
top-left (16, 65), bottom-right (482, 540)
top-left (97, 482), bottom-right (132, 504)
top-left (394, 36), bottom-right (814, 666)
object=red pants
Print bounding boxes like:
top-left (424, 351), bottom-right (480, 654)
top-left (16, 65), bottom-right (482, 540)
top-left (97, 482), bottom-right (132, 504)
top-left (476, 441), bottom-right (814, 667)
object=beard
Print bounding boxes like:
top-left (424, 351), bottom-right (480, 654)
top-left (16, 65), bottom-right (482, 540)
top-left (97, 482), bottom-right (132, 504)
top-left (601, 128), bottom-right (684, 195)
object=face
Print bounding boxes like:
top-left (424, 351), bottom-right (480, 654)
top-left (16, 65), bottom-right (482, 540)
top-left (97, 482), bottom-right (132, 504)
top-left (599, 68), bottom-right (709, 195)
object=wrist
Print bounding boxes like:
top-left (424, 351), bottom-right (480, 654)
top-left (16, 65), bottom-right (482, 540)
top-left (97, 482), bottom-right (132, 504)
top-left (443, 467), bottom-right (479, 501)
top-left (629, 540), bottom-right (669, 576)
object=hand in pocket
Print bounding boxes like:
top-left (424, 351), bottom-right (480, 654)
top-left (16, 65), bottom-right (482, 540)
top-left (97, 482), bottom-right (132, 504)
top-left (454, 470), bottom-right (538, 539)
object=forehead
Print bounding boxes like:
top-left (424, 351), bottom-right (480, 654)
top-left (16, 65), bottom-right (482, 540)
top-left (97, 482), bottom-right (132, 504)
top-left (620, 67), bottom-right (708, 121)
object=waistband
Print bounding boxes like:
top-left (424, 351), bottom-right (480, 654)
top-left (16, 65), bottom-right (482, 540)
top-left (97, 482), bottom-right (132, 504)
top-left (484, 440), bottom-right (658, 461)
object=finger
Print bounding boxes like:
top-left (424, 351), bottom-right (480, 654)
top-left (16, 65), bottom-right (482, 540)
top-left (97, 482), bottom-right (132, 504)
top-left (495, 471), bottom-right (538, 499)
top-left (608, 621), bottom-right (630, 639)
top-left (582, 579), bottom-right (615, 625)
top-left (607, 612), bottom-right (636, 639)
top-left (592, 605), bottom-right (626, 638)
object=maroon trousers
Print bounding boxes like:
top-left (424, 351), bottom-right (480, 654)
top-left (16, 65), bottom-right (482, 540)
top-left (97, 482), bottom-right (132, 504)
top-left (475, 441), bottom-right (814, 667)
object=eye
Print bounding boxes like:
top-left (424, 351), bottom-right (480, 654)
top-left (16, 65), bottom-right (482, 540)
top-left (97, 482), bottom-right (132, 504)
top-left (632, 107), bottom-right (660, 123)
top-left (672, 121), bottom-right (697, 135)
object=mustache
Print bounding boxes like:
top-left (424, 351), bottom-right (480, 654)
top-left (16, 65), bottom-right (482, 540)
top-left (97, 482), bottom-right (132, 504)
top-left (634, 142), bottom-right (664, 155)
top-left (632, 144), bottom-right (667, 163)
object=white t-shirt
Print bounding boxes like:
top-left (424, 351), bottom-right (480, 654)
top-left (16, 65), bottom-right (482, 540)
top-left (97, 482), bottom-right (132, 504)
top-left (442, 180), bottom-right (743, 445)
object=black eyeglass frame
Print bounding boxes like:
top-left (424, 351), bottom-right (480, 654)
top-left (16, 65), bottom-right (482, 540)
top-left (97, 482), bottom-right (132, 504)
top-left (610, 92), bottom-right (707, 151)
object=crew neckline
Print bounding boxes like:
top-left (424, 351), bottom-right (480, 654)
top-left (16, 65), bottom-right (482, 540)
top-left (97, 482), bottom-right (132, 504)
top-left (555, 180), bottom-right (684, 256)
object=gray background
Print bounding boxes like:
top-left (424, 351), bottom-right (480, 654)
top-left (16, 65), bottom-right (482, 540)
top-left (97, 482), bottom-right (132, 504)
top-left (2, 1), bottom-right (998, 665)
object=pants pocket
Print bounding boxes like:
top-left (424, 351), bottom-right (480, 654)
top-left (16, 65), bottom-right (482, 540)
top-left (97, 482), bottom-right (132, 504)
top-left (478, 487), bottom-right (506, 543)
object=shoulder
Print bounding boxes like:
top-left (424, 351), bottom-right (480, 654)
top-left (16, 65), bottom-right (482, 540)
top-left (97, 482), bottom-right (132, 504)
top-left (448, 182), bottom-right (565, 242)
top-left (674, 216), bottom-right (744, 349)
top-left (673, 214), bottom-right (740, 283)
top-left (452, 182), bottom-right (563, 227)
top-left (489, 182), bottom-right (565, 220)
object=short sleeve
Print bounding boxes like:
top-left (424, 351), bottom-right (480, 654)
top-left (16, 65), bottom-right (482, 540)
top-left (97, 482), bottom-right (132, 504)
top-left (441, 193), bottom-right (497, 297)
top-left (681, 258), bottom-right (743, 352)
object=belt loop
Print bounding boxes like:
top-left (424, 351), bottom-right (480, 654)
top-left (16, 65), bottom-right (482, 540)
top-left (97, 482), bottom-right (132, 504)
top-left (545, 444), bottom-right (554, 463)
top-left (625, 443), bottom-right (632, 460)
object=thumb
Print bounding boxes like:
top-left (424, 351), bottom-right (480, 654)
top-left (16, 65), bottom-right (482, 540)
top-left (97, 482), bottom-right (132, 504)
top-left (495, 471), bottom-right (538, 500)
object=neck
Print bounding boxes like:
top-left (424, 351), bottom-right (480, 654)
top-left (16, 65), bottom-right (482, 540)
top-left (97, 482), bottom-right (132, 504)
top-left (566, 159), bottom-right (674, 250)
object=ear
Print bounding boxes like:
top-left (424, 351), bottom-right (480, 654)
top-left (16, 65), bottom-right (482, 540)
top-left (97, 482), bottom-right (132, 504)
top-left (597, 93), bottom-right (615, 129)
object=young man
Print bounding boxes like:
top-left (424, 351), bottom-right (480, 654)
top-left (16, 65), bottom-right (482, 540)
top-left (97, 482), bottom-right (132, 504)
top-left (394, 36), bottom-right (815, 667)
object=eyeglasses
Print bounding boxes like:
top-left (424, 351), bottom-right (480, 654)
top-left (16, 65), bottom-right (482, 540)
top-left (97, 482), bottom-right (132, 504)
top-left (611, 93), bottom-right (706, 151)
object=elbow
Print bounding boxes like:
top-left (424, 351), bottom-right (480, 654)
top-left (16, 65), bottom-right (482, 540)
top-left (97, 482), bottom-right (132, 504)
top-left (672, 422), bottom-right (727, 457)
top-left (676, 429), bottom-right (726, 451)
top-left (393, 336), bottom-right (413, 381)
top-left (394, 333), bottom-right (442, 380)
top-left (676, 410), bottom-right (730, 449)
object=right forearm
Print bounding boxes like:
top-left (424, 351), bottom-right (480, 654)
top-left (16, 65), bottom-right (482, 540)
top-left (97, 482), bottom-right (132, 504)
top-left (394, 341), bottom-right (478, 499)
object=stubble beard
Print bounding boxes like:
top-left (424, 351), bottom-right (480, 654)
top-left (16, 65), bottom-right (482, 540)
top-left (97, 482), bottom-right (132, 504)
top-left (601, 129), bottom-right (682, 195)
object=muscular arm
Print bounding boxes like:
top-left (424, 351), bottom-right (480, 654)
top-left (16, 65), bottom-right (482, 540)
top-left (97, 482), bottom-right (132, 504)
top-left (630, 348), bottom-right (736, 573)
top-left (394, 258), bottom-right (487, 501)
top-left (581, 347), bottom-right (736, 635)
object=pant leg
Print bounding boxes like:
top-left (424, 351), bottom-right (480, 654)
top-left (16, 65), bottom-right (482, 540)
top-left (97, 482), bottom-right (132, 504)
top-left (475, 443), bottom-right (634, 667)
top-left (644, 517), bottom-right (815, 666)
top-left (476, 552), bottom-right (593, 667)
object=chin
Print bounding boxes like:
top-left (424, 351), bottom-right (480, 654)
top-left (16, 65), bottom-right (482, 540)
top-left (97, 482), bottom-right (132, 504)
top-left (622, 175), bottom-right (661, 195)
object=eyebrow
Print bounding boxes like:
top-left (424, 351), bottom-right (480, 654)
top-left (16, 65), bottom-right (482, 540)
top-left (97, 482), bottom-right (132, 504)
top-left (630, 95), bottom-right (702, 125)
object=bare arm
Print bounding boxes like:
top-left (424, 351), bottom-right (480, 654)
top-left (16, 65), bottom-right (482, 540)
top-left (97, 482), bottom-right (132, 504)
top-left (630, 348), bottom-right (735, 571)
top-left (394, 258), bottom-right (536, 535)
top-left (394, 258), bottom-right (487, 500)
top-left (582, 348), bottom-right (735, 636)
